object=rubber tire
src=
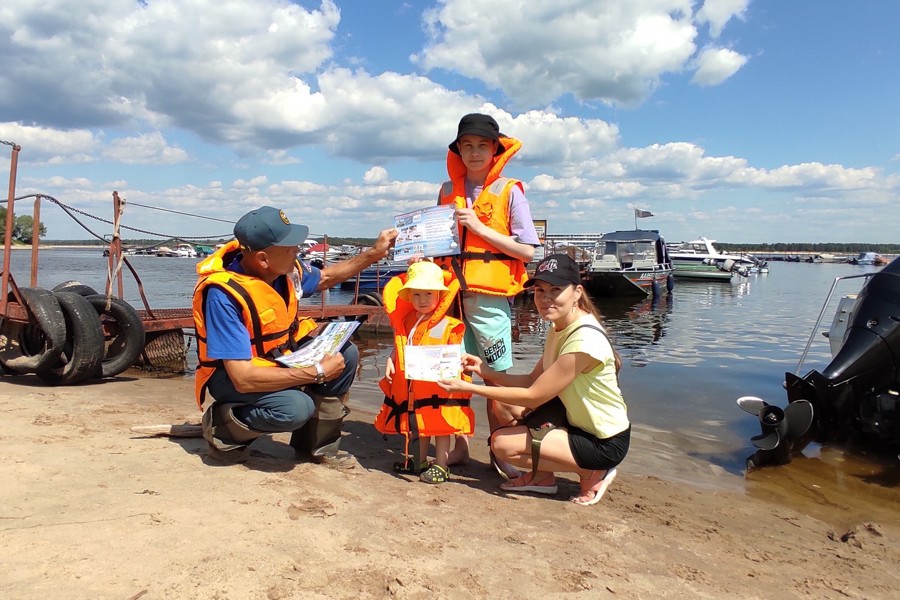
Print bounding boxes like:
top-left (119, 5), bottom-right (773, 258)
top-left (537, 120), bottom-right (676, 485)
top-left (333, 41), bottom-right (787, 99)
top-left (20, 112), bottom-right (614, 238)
top-left (0, 287), bottom-right (67, 374)
top-left (355, 292), bottom-right (384, 306)
top-left (52, 280), bottom-right (99, 296)
top-left (83, 294), bottom-right (146, 378)
top-left (36, 292), bottom-right (104, 385)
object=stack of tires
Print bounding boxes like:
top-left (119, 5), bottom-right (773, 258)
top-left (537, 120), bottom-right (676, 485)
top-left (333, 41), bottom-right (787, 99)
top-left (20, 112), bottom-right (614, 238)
top-left (0, 281), bottom-right (146, 385)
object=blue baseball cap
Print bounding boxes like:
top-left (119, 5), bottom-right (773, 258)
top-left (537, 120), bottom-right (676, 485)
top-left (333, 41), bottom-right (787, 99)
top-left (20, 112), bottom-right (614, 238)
top-left (234, 206), bottom-right (309, 252)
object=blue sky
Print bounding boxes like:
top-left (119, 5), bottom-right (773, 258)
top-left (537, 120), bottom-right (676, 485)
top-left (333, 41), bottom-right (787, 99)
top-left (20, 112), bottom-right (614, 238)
top-left (1, 0), bottom-right (898, 244)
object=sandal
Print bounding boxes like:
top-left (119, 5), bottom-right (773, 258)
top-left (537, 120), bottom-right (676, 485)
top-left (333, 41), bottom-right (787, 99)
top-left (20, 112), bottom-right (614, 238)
top-left (393, 457), bottom-right (429, 475)
top-left (419, 464), bottom-right (450, 484)
top-left (499, 471), bottom-right (557, 495)
top-left (570, 468), bottom-right (617, 506)
top-left (490, 450), bottom-right (522, 481)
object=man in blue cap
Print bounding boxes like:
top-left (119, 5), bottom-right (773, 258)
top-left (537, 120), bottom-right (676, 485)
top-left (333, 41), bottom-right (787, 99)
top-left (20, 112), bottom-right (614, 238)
top-left (192, 206), bottom-right (398, 467)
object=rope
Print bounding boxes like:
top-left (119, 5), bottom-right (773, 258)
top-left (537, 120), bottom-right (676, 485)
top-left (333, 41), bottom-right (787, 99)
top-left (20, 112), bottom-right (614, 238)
top-left (10, 193), bottom-right (232, 241)
top-left (126, 201), bottom-right (234, 224)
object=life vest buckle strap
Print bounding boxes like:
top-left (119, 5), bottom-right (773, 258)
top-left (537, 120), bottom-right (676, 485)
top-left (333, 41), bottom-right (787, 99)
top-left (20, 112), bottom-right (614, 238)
top-left (460, 250), bottom-right (516, 263)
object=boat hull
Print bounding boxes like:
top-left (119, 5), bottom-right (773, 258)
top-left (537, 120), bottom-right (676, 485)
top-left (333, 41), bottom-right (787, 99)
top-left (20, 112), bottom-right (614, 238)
top-left (671, 263), bottom-right (734, 281)
top-left (339, 267), bottom-right (406, 294)
top-left (584, 269), bottom-right (672, 297)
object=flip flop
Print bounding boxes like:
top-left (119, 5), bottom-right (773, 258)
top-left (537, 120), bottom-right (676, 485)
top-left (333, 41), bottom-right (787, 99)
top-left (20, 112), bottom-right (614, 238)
top-left (570, 468), bottom-right (617, 506)
top-left (500, 472), bottom-right (558, 495)
top-left (490, 451), bottom-right (522, 481)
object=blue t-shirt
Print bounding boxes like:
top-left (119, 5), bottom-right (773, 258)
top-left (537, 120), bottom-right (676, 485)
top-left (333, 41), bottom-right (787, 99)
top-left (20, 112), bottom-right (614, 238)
top-left (204, 257), bottom-right (322, 360)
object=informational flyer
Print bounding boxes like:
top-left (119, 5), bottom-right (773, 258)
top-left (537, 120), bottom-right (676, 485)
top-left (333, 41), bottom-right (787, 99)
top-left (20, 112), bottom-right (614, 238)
top-left (274, 321), bottom-right (361, 368)
top-left (393, 205), bottom-right (460, 262)
top-left (404, 344), bottom-right (463, 382)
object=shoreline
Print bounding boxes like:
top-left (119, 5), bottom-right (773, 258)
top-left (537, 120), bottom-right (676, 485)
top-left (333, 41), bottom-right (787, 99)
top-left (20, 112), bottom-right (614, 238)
top-left (1, 374), bottom-right (898, 598)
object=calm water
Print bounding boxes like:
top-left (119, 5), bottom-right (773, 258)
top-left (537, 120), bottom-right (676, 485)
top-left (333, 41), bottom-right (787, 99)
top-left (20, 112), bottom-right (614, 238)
top-left (3, 247), bottom-right (898, 526)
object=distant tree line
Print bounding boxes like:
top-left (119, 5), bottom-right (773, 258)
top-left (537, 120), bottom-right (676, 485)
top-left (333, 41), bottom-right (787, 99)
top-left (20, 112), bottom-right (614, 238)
top-left (0, 207), bottom-right (47, 244)
top-left (716, 242), bottom-right (900, 254)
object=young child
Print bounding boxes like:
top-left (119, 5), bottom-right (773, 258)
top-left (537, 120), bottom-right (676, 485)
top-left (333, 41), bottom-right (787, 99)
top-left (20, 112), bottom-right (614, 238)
top-left (375, 261), bottom-right (474, 484)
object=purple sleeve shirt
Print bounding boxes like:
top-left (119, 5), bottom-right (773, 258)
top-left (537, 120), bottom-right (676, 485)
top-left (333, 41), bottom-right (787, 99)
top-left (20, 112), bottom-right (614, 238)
top-left (457, 180), bottom-right (540, 246)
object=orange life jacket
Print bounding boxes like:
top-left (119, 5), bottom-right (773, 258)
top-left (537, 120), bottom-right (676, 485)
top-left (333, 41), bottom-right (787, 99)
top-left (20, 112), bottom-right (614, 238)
top-left (374, 270), bottom-right (474, 440)
top-left (436, 135), bottom-right (529, 296)
top-left (192, 240), bottom-right (318, 408)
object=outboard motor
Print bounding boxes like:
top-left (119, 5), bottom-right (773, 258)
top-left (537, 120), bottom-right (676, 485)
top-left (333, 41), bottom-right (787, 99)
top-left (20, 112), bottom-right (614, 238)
top-left (787, 256), bottom-right (900, 447)
top-left (739, 256), bottom-right (900, 467)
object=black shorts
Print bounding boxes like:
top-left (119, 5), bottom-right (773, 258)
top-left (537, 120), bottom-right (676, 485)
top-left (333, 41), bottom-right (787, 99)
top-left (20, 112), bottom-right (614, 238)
top-left (568, 422), bottom-right (630, 471)
top-left (524, 397), bottom-right (630, 471)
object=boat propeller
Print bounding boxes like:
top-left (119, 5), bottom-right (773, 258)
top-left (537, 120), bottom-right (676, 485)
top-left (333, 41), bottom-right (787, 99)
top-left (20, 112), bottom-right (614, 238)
top-left (736, 396), bottom-right (814, 468)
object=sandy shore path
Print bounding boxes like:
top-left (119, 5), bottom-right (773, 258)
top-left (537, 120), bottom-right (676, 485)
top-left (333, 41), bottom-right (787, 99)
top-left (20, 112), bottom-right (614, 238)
top-left (1, 375), bottom-right (898, 599)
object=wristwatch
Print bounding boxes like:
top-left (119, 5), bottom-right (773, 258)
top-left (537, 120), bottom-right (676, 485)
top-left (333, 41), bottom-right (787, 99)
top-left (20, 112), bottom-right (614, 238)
top-left (313, 362), bottom-right (326, 384)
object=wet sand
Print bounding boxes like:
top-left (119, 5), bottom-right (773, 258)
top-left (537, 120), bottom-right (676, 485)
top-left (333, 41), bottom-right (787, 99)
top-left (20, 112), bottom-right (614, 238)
top-left (1, 374), bottom-right (898, 599)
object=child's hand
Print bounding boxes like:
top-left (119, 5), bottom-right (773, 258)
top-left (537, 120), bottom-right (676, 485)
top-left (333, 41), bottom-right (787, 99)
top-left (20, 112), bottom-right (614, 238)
top-left (454, 207), bottom-right (485, 236)
top-left (385, 357), bottom-right (395, 383)
top-left (461, 353), bottom-right (483, 376)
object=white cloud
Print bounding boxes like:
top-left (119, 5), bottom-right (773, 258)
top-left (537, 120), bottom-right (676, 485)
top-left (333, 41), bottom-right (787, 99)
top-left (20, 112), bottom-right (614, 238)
top-left (103, 132), bottom-right (189, 165)
top-left (696, 0), bottom-right (750, 38)
top-left (1, 0), bottom-right (340, 145)
top-left (0, 122), bottom-right (99, 165)
top-left (363, 166), bottom-right (388, 184)
top-left (232, 175), bottom-right (268, 190)
top-left (691, 47), bottom-right (748, 86)
top-left (416, 0), bottom-right (701, 108)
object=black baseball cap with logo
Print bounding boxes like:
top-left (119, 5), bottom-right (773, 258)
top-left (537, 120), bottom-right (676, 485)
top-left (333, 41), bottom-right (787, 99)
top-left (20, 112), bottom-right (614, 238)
top-left (524, 253), bottom-right (582, 288)
top-left (233, 206), bottom-right (309, 252)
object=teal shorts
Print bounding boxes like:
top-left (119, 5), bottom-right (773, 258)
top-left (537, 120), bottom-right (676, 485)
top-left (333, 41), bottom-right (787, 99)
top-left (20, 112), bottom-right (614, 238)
top-left (461, 292), bottom-right (513, 372)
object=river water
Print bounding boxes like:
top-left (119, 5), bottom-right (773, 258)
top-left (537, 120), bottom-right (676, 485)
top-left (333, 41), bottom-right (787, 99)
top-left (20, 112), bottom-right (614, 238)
top-left (3, 247), bottom-right (898, 527)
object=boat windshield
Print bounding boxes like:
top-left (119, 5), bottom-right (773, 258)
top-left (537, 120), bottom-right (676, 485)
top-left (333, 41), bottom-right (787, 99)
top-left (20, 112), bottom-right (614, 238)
top-left (603, 241), bottom-right (656, 266)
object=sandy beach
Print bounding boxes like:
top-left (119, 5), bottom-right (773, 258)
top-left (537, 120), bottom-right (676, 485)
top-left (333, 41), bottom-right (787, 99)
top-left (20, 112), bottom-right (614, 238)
top-left (1, 373), bottom-right (899, 600)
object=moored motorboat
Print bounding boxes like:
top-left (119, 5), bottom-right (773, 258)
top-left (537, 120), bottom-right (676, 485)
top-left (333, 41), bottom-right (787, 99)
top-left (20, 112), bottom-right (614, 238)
top-left (174, 243), bottom-right (197, 258)
top-left (669, 260), bottom-right (743, 281)
top-left (850, 251), bottom-right (888, 266)
top-left (339, 260), bottom-right (408, 294)
top-left (583, 230), bottom-right (673, 297)
top-left (737, 256), bottom-right (900, 467)
top-left (667, 237), bottom-right (767, 278)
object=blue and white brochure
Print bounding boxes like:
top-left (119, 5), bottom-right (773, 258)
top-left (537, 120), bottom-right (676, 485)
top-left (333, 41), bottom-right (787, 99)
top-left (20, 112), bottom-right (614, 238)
top-left (392, 205), bottom-right (460, 262)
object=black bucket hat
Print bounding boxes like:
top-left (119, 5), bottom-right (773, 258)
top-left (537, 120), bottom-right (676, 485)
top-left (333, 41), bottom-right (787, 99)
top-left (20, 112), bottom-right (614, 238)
top-left (449, 113), bottom-right (506, 156)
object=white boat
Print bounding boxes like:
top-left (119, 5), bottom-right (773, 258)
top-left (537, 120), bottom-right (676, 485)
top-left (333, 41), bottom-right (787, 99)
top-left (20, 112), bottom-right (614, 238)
top-left (850, 251), bottom-right (887, 266)
top-left (302, 240), bottom-right (344, 265)
top-left (667, 237), bottom-right (767, 278)
top-left (174, 243), bottom-right (197, 258)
